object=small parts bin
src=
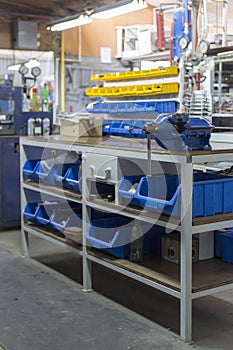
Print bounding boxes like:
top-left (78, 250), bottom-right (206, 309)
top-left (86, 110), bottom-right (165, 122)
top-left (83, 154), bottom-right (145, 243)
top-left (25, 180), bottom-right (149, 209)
top-left (36, 203), bottom-right (60, 229)
top-left (119, 172), bottom-right (233, 218)
top-left (86, 216), bottom-right (165, 259)
top-left (23, 202), bottom-right (39, 224)
top-left (214, 229), bottom-right (233, 263)
top-left (50, 208), bottom-right (82, 234)
top-left (63, 164), bottom-right (82, 193)
top-left (23, 159), bottom-right (41, 182)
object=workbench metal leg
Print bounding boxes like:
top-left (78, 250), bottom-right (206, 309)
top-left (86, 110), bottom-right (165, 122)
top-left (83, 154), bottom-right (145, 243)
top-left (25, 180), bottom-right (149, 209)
top-left (82, 152), bottom-right (93, 292)
top-left (21, 230), bottom-right (29, 258)
top-left (83, 254), bottom-right (93, 292)
top-left (180, 162), bottom-right (193, 342)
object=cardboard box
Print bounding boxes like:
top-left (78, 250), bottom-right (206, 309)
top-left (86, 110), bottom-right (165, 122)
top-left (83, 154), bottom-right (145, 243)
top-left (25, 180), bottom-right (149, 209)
top-left (60, 114), bottom-right (102, 138)
top-left (161, 231), bottom-right (214, 264)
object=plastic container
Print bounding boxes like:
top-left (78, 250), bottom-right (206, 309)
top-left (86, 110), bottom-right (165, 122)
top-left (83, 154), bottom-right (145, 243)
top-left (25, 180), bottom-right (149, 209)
top-left (63, 164), bottom-right (82, 193)
top-left (32, 88), bottom-right (38, 112)
top-left (118, 175), bottom-right (144, 207)
top-left (50, 208), bottom-right (82, 234)
top-left (23, 159), bottom-right (41, 181)
top-left (214, 228), bottom-right (233, 258)
top-left (86, 217), bottom-right (164, 258)
top-left (87, 100), bottom-right (177, 115)
top-left (23, 202), bottom-right (39, 224)
top-left (214, 230), bottom-right (223, 258)
top-left (119, 172), bottom-right (233, 218)
top-left (36, 203), bottom-right (60, 228)
top-left (221, 232), bottom-right (233, 263)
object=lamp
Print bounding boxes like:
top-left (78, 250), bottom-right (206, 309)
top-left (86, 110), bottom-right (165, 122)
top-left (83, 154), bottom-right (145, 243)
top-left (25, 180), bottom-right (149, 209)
top-left (46, 0), bottom-right (148, 32)
top-left (92, 0), bottom-right (148, 19)
top-left (46, 14), bottom-right (92, 31)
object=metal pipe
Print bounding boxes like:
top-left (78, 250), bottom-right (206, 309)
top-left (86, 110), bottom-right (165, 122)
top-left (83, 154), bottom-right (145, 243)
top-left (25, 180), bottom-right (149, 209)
top-left (202, 0), bottom-right (209, 40)
top-left (61, 31), bottom-right (65, 112)
top-left (183, 0), bottom-right (189, 36)
top-left (222, 0), bottom-right (228, 47)
top-left (192, 2), bottom-right (197, 55)
top-left (78, 26), bottom-right (82, 63)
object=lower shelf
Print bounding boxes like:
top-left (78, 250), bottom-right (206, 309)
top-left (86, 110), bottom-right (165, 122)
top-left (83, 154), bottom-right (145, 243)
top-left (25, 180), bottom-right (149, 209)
top-left (23, 224), bottom-right (233, 298)
top-left (23, 223), bottom-right (83, 254)
top-left (87, 248), bottom-right (233, 296)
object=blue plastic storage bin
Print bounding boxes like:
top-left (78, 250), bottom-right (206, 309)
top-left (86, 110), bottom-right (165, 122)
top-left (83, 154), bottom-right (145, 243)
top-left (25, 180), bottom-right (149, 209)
top-left (221, 232), bottom-right (233, 263)
top-left (102, 120), bottom-right (112, 134)
top-left (23, 159), bottom-right (41, 182)
top-left (54, 161), bottom-right (81, 187)
top-left (119, 172), bottom-right (233, 218)
top-left (214, 230), bottom-right (224, 258)
top-left (64, 165), bottom-right (82, 193)
top-left (87, 100), bottom-right (177, 114)
top-left (86, 217), bottom-right (164, 258)
top-left (118, 175), bottom-right (144, 207)
top-left (50, 208), bottom-right (82, 234)
top-left (130, 120), bottom-right (148, 138)
top-left (36, 203), bottom-right (60, 228)
top-left (23, 202), bottom-right (39, 224)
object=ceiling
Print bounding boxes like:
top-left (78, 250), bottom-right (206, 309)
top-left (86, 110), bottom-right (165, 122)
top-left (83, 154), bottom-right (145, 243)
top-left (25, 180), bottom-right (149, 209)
top-left (0, 0), bottom-right (124, 23)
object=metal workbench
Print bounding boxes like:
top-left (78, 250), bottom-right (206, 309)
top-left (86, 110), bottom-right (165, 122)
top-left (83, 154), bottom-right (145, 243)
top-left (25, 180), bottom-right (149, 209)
top-left (20, 135), bottom-right (233, 342)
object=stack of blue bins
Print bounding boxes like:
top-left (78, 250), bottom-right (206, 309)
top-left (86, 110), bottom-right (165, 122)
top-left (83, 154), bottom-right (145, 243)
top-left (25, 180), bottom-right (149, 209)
top-left (118, 172), bottom-right (233, 218)
top-left (86, 216), bottom-right (165, 259)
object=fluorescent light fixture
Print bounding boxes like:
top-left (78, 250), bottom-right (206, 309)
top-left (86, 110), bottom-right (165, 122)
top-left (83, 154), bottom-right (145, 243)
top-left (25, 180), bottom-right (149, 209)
top-left (8, 59), bottom-right (40, 71)
top-left (47, 14), bottom-right (92, 31)
top-left (92, 0), bottom-right (148, 19)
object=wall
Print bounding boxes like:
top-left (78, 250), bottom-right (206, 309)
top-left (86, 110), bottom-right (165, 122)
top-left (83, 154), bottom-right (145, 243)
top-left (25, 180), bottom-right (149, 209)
top-left (0, 19), bottom-right (12, 48)
top-left (0, 18), bottom-right (57, 52)
top-left (64, 7), bottom-right (154, 57)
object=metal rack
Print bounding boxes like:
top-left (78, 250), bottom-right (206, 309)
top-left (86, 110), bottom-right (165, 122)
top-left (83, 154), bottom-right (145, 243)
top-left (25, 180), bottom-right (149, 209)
top-left (20, 135), bottom-right (233, 342)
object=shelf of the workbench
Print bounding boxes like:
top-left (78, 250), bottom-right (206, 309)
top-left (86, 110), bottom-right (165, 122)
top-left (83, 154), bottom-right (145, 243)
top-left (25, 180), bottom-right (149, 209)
top-left (87, 249), bottom-right (233, 298)
top-left (24, 223), bottom-right (83, 255)
top-left (23, 181), bottom-right (82, 203)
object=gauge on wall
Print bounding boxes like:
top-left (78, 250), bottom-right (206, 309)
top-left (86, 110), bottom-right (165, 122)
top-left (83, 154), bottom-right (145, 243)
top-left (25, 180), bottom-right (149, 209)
top-left (178, 36), bottom-right (189, 50)
top-left (198, 40), bottom-right (210, 54)
top-left (18, 64), bottom-right (29, 76)
top-left (31, 66), bottom-right (41, 77)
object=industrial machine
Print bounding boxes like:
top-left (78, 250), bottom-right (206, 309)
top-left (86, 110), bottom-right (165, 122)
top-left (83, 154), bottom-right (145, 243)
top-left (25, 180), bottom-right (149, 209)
top-left (0, 83), bottom-right (52, 228)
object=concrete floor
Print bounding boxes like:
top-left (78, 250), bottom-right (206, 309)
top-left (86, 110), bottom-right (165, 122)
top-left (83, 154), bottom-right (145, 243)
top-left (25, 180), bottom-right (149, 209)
top-left (0, 230), bottom-right (233, 349)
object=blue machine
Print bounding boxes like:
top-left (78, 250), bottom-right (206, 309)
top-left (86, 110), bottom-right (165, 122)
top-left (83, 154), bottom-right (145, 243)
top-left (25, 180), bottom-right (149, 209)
top-left (0, 86), bottom-right (52, 228)
top-left (142, 113), bottom-right (212, 152)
